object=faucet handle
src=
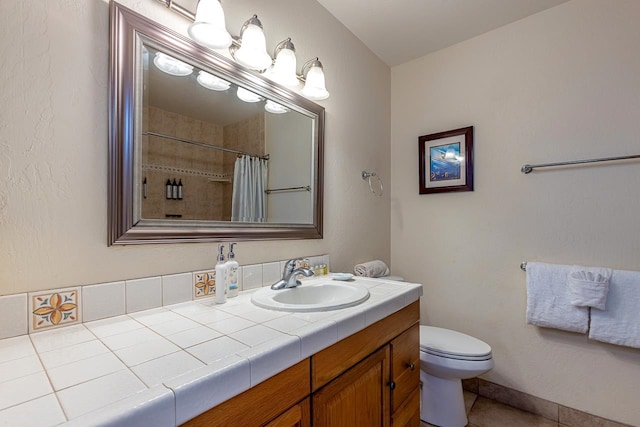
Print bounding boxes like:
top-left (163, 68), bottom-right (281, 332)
top-left (283, 259), bottom-right (298, 275)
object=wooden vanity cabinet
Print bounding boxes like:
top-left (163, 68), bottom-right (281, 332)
top-left (181, 301), bottom-right (420, 427)
top-left (182, 359), bottom-right (311, 427)
top-left (311, 301), bottom-right (420, 426)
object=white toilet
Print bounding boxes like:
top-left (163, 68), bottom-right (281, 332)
top-left (419, 326), bottom-right (494, 427)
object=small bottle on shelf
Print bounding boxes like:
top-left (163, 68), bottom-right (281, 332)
top-left (165, 179), bottom-right (172, 199)
top-left (171, 179), bottom-right (178, 199)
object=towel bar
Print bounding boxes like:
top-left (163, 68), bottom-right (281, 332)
top-left (520, 262), bottom-right (527, 271)
top-left (521, 153), bottom-right (640, 174)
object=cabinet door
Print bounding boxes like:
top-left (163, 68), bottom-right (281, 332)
top-left (390, 323), bottom-right (420, 414)
top-left (313, 346), bottom-right (390, 427)
top-left (264, 398), bottom-right (310, 427)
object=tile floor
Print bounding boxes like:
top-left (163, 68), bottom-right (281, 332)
top-left (421, 391), bottom-right (564, 427)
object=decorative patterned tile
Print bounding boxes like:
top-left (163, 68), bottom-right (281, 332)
top-left (193, 270), bottom-right (216, 299)
top-left (29, 288), bottom-right (81, 333)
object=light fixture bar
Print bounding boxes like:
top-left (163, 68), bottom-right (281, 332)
top-left (155, 0), bottom-right (195, 21)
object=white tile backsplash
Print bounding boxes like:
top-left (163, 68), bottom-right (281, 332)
top-left (241, 264), bottom-right (263, 290)
top-left (261, 262), bottom-right (281, 286)
top-left (1, 254), bottom-right (329, 342)
top-left (0, 293), bottom-right (27, 339)
top-left (162, 273), bottom-right (192, 306)
top-left (82, 281), bottom-right (125, 322)
top-left (125, 277), bottom-right (162, 314)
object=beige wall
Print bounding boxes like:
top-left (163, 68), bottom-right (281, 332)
top-left (391, 0), bottom-right (640, 424)
top-left (0, 0), bottom-right (390, 295)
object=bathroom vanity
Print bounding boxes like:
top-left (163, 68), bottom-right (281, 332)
top-left (0, 277), bottom-right (422, 426)
top-left (185, 301), bottom-right (420, 426)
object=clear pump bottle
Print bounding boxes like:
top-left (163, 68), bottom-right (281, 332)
top-left (226, 243), bottom-right (239, 298)
top-left (214, 244), bottom-right (227, 304)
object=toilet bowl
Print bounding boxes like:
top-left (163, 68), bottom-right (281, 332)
top-left (419, 326), bottom-right (493, 427)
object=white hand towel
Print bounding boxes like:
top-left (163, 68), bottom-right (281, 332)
top-left (525, 262), bottom-right (589, 333)
top-left (354, 260), bottom-right (390, 278)
top-left (567, 266), bottom-right (612, 310)
top-left (589, 269), bottom-right (640, 349)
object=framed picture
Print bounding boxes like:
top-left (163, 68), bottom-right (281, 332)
top-left (418, 126), bottom-right (474, 194)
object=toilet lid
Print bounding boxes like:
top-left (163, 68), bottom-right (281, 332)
top-left (420, 326), bottom-right (492, 359)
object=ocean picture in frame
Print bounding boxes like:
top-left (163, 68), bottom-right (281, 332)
top-left (419, 126), bottom-right (473, 194)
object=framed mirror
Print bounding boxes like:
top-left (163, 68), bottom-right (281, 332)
top-left (109, 2), bottom-right (324, 245)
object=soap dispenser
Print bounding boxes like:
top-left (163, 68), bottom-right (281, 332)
top-left (226, 243), bottom-right (239, 298)
top-left (214, 244), bottom-right (227, 304)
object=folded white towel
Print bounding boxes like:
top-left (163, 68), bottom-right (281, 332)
top-left (568, 266), bottom-right (612, 310)
top-left (354, 260), bottom-right (390, 278)
top-left (525, 262), bottom-right (589, 333)
top-left (589, 269), bottom-right (640, 349)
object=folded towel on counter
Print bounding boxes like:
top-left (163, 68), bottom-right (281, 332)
top-left (354, 260), bottom-right (390, 278)
top-left (568, 266), bottom-right (612, 310)
top-left (525, 262), bottom-right (589, 333)
top-left (589, 269), bottom-right (640, 349)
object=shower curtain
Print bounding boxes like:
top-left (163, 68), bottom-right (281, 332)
top-left (231, 155), bottom-right (268, 222)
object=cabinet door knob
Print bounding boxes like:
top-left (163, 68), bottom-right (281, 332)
top-left (388, 381), bottom-right (396, 390)
top-left (407, 362), bottom-right (415, 371)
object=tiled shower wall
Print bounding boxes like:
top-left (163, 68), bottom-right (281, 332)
top-left (141, 107), bottom-right (265, 221)
top-left (0, 254), bottom-right (330, 340)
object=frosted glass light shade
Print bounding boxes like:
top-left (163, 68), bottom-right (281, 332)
top-left (265, 100), bottom-right (289, 114)
top-left (237, 87), bottom-right (261, 103)
top-left (234, 23), bottom-right (272, 70)
top-left (301, 64), bottom-right (329, 100)
top-left (197, 71), bottom-right (231, 91)
top-left (153, 52), bottom-right (193, 76)
top-left (271, 48), bottom-right (299, 87)
top-left (187, 0), bottom-right (232, 49)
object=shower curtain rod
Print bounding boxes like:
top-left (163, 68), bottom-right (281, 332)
top-left (144, 131), bottom-right (269, 160)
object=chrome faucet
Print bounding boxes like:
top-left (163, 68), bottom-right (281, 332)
top-left (271, 258), bottom-right (314, 290)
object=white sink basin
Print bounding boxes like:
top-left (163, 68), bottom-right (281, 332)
top-left (251, 281), bottom-right (370, 312)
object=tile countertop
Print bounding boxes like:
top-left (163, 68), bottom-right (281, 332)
top-left (0, 277), bottom-right (422, 427)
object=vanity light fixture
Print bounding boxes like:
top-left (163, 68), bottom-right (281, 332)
top-left (187, 0), bottom-right (232, 49)
top-left (264, 100), bottom-right (289, 114)
top-left (269, 38), bottom-right (299, 87)
top-left (196, 70), bottom-right (231, 91)
top-left (155, 0), bottom-right (330, 100)
top-left (153, 52), bottom-right (193, 76)
top-left (236, 87), bottom-right (262, 103)
top-left (230, 15), bottom-right (273, 71)
top-left (300, 58), bottom-right (330, 101)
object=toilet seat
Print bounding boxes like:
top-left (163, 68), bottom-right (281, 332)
top-left (420, 326), bottom-right (492, 361)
